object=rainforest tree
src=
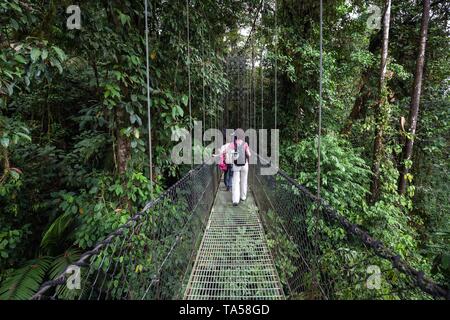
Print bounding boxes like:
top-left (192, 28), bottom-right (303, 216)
top-left (0, 0), bottom-right (448, 299)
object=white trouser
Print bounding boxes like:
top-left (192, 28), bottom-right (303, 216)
top-left (232, 163), bottom-right (249, 204)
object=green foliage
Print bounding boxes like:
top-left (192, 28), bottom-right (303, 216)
top-left (0, 0), bottom-right (448, 299)
top-left (48, 249), bottom-right (81, 299)
top-left (0, 227), bottom-right (29, 263)
top-left (283, 134), bottom-right (371, 219)
top-left (265, 210), bottom-right (299, 288)
top-left (0, 257), bottom-right (51, 300)
top-left (0, 248), bottom-right (81, 300)
top-left (282, 133), bottom-right (431, 297)
top-left (0, 117), bottom-right (31, 149)
top-left (413, 85), bottom-right (450, 283)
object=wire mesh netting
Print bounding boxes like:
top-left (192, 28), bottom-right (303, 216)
top-left (184, 183), bottom-right (284, 300)
top-left (250, 156), bottom-right (448, 300)
top-left (32, 157), bottom-right (449, 300)
top-left (32, 163), bottom-right (220, 300)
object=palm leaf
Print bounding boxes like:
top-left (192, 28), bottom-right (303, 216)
top-left (50, 249), bottom-right (82, 299)
top-left (40, 211), bottom-right (76, 253)
top-left (0, 257), bottom-right (52, 300)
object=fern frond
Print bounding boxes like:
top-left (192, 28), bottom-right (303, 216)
top-left (40, 211), bottom-right (76, 253)
top-left (0, 257), bottom-right (52, 300)
top-left (49, 249), bottom-right (81, 279)
top-left (50, 249), bottom-right (82, 299)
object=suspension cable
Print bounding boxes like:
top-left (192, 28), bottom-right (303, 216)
top-left (252, 41), bottom-right (256, 130)
top-left (237, 59), bottom-right (241, 127)
top-left (260, 0), bottom-right (265, 130)
top-left (261, 46), bottom-right (264, 129)
top-left (208, 34), bottom-right (213, 131)
top-left (225, 59), bottom-right (229, 130)
top-left (317, 0), bottom-right (323, 201)
top-left (144, 0), bottom-right (153, 195)
top-left (310, 0), bottom-right (324, 296)
top-left (213, 39), bottom-right (218, 131)
top-left (215, 52), bottom-right (218, 131)
top-left (247, 61), bottom-right (250, 129)
top-left (186, 0), bottom-right (193, 168)
top-left (201, 27), bottom-right (206, 142)
top-left (274, 0), bottom-right (278, 130)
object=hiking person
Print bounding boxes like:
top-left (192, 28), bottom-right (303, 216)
top-left (219, 131), bottom-right (234, 191)
top-left (231, 128), bottom-right (251, 206)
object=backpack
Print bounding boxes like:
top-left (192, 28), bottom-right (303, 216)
top-left (218, 152), bottom-right (228, 172)
top-left (234, 140), bottom-right (247, 166)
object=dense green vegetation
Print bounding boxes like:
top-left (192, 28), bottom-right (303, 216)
top-left (0, 0), bottom-right (448, 299)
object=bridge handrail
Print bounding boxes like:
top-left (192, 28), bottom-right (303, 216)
top-left (256, 155), bottom-right (449, 299)
top-left (32, 156), bottom-right (449, 300)
top-left (31, 163), bottom-right (209, 300)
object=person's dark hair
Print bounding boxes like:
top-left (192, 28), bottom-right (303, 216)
top-left (234, 128), bottom-right (245, 140)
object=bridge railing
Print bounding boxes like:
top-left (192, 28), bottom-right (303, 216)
top-left (32, 163), bottom-right (220, 300)
top-left (250, 156), bottom-right (448, 300)
top-left (33, 156), bottom-right (448, 300)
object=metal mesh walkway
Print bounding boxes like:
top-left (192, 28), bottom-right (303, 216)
top-left (184, 179), bottom-right (284, 300)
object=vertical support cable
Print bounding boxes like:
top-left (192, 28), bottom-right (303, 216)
top-left (186, 0), bottom-right (193, 169)
top-left (312, 0), bottom-right (324, 298)
top-left (317, 0), bottom-right (323, 201)
top-left (208, 35), bottom-right (213, 131)
top-left (144, 0), bottom-right (153, 195)
top-left (225, 61), bottom-right (227, 131)
top-left (202, 28), bottom-right (206, 143)
top-left (214, 90), bottom-right (219, 129)
top-left (210, 85), bottom-right (213, 130)
top-left (247, 61), bottom-right (250, 129)
top-left (253, 43), bottom-right (256, 130)
top-left (237, 60), bottom-right (240, 128)
top-left (225, 58), bottom-right (228, 130)
top-left (260, 0), bottom-right (265, 130)
top-left (261, 47), bottom-right (264, 129)
top-left (250, 53), bottom-right (252, 130)
top-left (274, 0), bottom-right (278, 130)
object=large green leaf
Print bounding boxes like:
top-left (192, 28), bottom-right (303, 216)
top-left (50, 249), bottom-right (83, 299)
top-left (30, 48), bottom-right (41, 62)
top-left (40, 211), bottom-right (76, 253)
top-left (0, 258), bottom-right (52, 300)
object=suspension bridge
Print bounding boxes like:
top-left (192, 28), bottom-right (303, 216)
top-left (31, 157), bottom-right (448, 300)
top-left (31, 0), bottom-right (449, 300)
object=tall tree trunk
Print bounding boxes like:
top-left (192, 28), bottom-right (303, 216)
top-left (398, 0), bottom-right (431, 195)
top-left (369, 0), bottom-right (391, 203)
top-left (341, 71), bottom-right (372, 135)
top-left (341, 33), bottom-right (381, 136)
